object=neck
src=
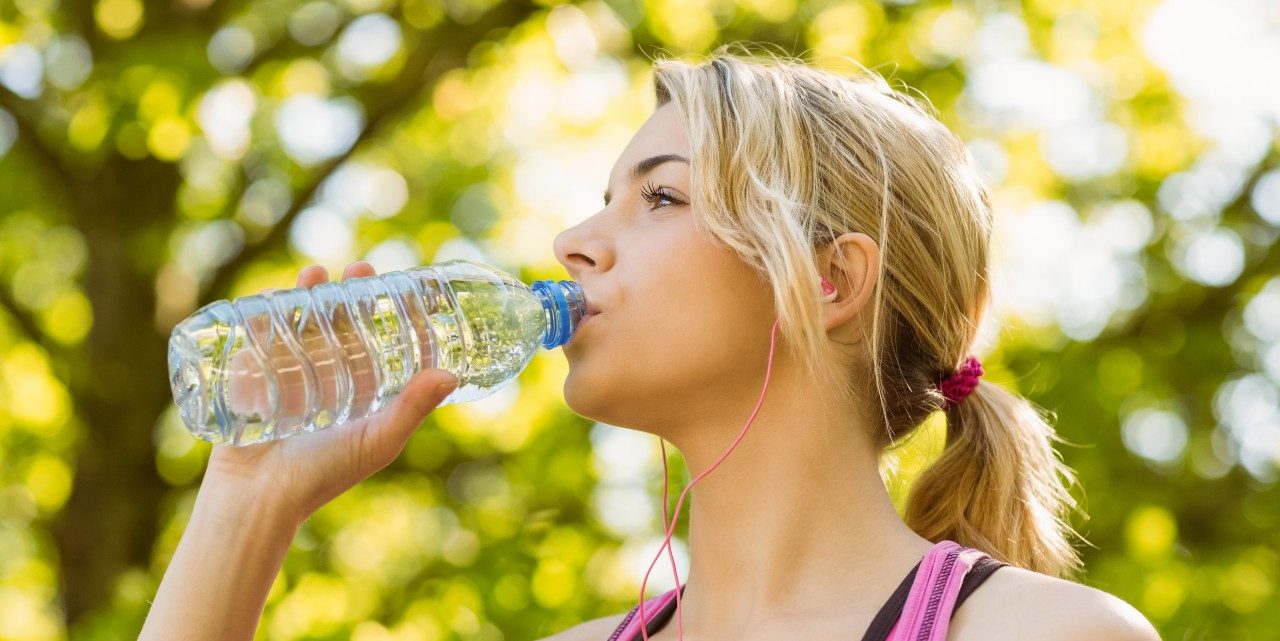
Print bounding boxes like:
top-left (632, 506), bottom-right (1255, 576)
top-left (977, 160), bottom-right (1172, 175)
top-left (652, 360), bottom-right (934, 636)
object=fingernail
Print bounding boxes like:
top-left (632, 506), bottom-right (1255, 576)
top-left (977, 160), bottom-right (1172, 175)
top-left (434, 381), bottom-right (457, 401)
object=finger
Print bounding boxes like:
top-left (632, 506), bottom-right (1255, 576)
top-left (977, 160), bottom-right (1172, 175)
top-left (297, 265), bottom-right (329, 289)
top-left (342, 261), bottom-right (376, 281)
top-left (370, 369), bottom-right (459, 447)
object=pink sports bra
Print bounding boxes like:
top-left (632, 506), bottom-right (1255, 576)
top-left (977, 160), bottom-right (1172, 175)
top-left (606, 539), bottom-right (1007, 641)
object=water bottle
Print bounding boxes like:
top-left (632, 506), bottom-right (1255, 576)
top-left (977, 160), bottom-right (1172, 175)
top-left (167, 258), bottom-right (586, 446)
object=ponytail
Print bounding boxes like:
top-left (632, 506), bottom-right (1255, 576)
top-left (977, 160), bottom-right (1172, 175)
top-left (904, 378), bottom-right (1088, 579)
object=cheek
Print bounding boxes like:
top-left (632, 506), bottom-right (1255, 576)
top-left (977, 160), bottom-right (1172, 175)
top-left (657, 289), bottom-right (766, 380)
top-left (618, 250), bottom-right (725, 369)
top-left (567, 250), bottom-right (765, 406)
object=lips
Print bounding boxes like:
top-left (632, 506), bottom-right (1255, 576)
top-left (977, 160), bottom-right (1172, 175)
top-left (577, 293), bottom-right (602, 328)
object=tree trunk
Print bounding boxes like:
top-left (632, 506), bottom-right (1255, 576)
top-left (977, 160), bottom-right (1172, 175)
top-left (44, 1), bottom-right (542, 626)
top-left (51, 156), bottom-right (178, 627)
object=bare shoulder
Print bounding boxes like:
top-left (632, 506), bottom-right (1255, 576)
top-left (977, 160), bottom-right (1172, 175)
top-left (535, 611), bottom-right (630, 641)
top-left (950, 565), bottom-right (1162, 641)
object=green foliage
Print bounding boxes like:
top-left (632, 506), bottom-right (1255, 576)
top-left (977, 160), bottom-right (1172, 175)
top-left (1, 0), bottom-right (1278, 639)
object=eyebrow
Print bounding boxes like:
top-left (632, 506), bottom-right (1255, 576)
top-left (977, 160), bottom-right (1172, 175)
top-left (603, 153), bottom-right (689, 205)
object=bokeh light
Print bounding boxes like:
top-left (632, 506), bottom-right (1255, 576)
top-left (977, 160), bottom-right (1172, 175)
top-left (0, 0), bottom-right (1277, 638)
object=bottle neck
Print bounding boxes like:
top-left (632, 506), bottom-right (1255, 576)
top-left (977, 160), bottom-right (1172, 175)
top-left (531, 280), bottom-right (586, 349)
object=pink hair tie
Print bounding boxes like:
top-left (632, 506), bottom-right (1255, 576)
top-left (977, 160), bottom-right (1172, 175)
top-left (938, 355), bottom-right (983, 411)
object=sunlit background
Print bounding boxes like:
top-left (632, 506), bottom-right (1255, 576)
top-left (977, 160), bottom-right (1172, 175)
top-left (1, 0), bottom-right (1279, 638)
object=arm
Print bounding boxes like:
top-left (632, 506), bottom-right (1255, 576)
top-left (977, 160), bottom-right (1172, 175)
top-left (140, 262), bottom-right (459, 640)
top-left (138, 479), bottom-right (300, 641)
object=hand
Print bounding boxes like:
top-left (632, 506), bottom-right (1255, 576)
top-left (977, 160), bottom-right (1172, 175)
top-left (203, 261), bottom-right (459, 525)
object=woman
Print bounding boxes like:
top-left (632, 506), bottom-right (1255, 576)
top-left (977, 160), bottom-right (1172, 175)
top-left (140, 48), bottom-right (1161, 641)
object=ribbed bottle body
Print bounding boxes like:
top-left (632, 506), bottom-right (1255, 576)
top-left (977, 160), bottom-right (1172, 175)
top-left (167, 259), bottom-right (583, 445)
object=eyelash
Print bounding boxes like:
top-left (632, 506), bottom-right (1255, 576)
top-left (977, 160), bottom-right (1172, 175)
top-left (639, 182), bottom-right (682, 210)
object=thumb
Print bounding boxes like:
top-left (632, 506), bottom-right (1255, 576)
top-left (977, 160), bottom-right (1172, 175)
top-left (378, 368), bottom-right (459, 440)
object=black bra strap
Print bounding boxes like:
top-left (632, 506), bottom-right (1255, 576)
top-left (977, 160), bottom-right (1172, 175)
top-left (618, 556), bottom-right (1008, 641)
top-left (858, 558), bottom-right (922, 641)
top-left (858, 556), bottom-right (1009, 641)
top-left (954, 556), bottom-right (1007, 611)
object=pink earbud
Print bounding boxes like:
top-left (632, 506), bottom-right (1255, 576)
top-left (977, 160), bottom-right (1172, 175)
top-left (820, 277), bottom-right (837, 299)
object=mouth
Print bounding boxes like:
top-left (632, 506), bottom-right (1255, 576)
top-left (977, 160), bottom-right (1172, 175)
top-left (567, 310), bottom-right (599, 348)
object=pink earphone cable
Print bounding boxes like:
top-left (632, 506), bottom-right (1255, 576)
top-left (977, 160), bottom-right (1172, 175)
top-left (638, 317), bottom-right (782, 640)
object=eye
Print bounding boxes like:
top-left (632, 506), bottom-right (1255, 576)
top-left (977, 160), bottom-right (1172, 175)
top-left (640, 182), bottom-right (682, 210)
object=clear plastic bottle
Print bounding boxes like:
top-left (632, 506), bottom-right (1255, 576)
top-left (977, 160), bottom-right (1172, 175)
top-left (167, 258), bottom-right (586, 446)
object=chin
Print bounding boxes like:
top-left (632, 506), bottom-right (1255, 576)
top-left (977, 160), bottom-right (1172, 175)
top-left (561, 361), bottom-right (608, 421)
top-left (563, 363), bottom-right (647, 428)
top-left (563, 367), bottom-right (676, 436)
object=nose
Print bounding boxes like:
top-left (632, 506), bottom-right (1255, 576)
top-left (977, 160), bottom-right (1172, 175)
top-left (553, 218), bottom-right (612, 279)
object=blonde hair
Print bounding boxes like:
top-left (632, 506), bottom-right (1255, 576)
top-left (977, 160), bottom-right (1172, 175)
top-left (652, 44), bottom-right (1088, 579)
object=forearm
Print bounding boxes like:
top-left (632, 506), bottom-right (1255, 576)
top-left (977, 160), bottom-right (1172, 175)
top-left (139, 477), bottom-right (301, 641)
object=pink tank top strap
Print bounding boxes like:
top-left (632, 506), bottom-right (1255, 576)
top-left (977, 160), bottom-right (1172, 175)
top-left (884, 539), bottom-right (992, 641)
top-left (607, 586), bottom-right (683, 641)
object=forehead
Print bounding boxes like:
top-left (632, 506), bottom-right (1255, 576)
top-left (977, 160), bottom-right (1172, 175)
top-left (615, 102), bottom-right (690, 169)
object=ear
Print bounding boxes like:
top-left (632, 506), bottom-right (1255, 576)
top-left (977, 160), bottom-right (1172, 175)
top-left (817, 232), bottom-right (880, 334)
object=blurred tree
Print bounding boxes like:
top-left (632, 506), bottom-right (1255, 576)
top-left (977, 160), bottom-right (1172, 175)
top-left (0, 0), bottom-right (541, 628)
top-left (1, 0), bottom-right (1279, 639)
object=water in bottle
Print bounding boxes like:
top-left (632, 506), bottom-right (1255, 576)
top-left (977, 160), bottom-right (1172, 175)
top-left (167, 258), bottom-right (586, 445)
